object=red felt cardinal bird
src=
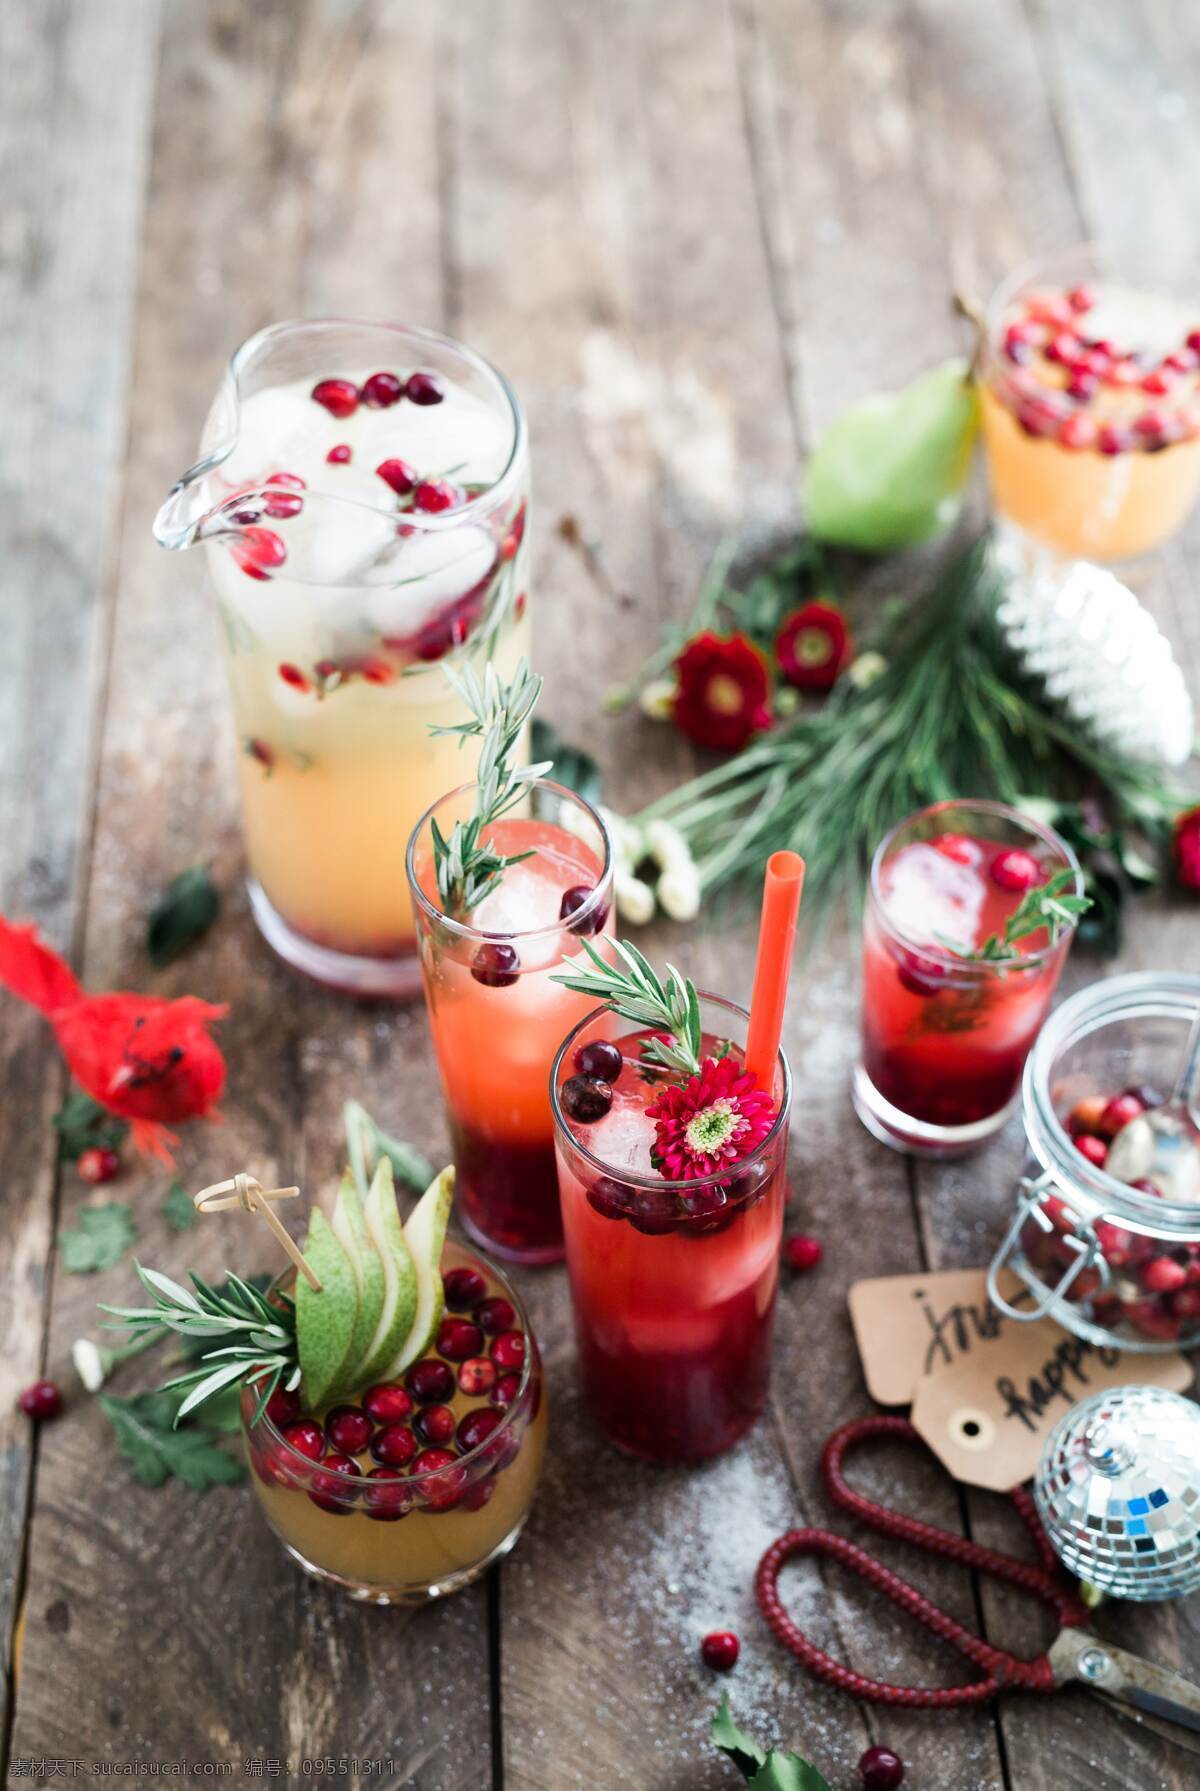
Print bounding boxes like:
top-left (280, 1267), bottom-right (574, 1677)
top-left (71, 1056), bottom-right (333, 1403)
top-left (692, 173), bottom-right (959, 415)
top-left (0, 917), bottom-right (227, 1163)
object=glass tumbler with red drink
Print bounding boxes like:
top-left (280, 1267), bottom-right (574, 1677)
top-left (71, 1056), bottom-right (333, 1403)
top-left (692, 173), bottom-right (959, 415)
top-left (853, 799), bottom-right (1085, 1158)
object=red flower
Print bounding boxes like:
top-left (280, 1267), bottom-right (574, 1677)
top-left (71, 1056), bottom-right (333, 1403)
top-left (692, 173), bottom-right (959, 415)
top-left (1175, 805), bottom-right (1200, 891)
top-left (775, 601), bottom-right (852, 692)
top-left (673, 631), bottom-right (773, 753)
top-left (646, 1054), bottom-right (776, 1181)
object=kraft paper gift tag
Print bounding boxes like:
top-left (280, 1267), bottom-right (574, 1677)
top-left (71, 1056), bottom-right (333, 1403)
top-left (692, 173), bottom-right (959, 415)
top-left (849, 1266), bottom-right (1193, 1491)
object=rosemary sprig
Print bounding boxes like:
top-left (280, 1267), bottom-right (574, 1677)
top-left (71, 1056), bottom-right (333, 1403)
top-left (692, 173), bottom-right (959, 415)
top-left (429, 658), bottom-right (552, 915)
top-left (938, 868), bottom-right (1091, 963)
top-left (550, 938), bottom-right (703, 1078)
top-left (101, 1265), bottom-right (299, 1427)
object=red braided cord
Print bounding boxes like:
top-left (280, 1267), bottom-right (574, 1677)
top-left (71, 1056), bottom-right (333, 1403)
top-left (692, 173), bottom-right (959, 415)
top-left (821, 1417), bottom-right (1089, 1628)
top-left (755, 1530), bottom-right (1057, 1708)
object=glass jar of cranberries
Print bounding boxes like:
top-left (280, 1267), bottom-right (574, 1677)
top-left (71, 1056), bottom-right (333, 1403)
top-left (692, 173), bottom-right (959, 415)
top-left (988, 972), bottom-right (1200, 1351)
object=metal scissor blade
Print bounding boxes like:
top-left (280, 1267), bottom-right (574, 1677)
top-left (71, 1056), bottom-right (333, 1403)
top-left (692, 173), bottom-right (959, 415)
top-left (1050, 1629), bottom-right (1200, 1753)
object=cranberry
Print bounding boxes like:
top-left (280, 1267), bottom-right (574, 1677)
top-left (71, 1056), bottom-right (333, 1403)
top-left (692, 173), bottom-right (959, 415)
top-left (560, 884), bottom-right (609, 935)
top-left (437, 1317), bottom-right (484, 1361)
top-left (1016, 397), bottom-right (1061, 437)
top-left (414, 477), bottom-right (464, 513)
top-left (77, 1145), bottom-right (120, 1186)
top-left (935, 833), bottom-right (980, 865)
top-left (362, 1383), bottom-right (414, 1423)
top-left (278, 663), bottom-right (310, 691)
top-left (326, 443), bottom-right (352, 464)
top-left (1066, 371), bottom-right (1098, 404)
top-left (369, 1422), bottom-right (418, 1468)
top-left (376, 457), bottom-right (418, 496)
top-left (18, 1380), bottom-right (61, 1421)
top-left (1044, 332), bottom-right (1077, 365)
top-left (405, 1358), bottom-right (456, 1405)
top-left (264, 1384), bottom-right (300, 1427)
top-left (309, 1454), bottom-right (361, 1513)
top-left (896, 952), bottom-right (948, 998)
top-left (1098, 1092), bottom-right (1145, 1138)
top-left (457, 1407), bottom-right (502, 1454)
top-left (325, 1405), bottom-right (374, 1455)
top-left (1059, 413), bottom-right (1098, 451)
top-left (1075, 1134), bottom-right (1108, 1169)
top-left (1131, 1177), bottom-right (1163, 1199)
top-left (443, 1266), bottom-right (487, 1310)
top-left (463, 1476), bottom-right (498, 1512)
top-left (414, 1404), bottom-right (456, 1446)
top-left (364, 1467), bottom-right (413, 1521)
top-left (575, 1039), bottom-right (623, 1082)
top-left (1098, 424), bottom-right (1132, 456)
top-left (490, 1330), bottom-right (526, 1371)
top-left (475, 1297), bottom-right (516, 1336)
top-left (786, 1234), bottom-right (823, 1273)
top-left (361, 370), bottom-right (404, 408)
top-left (459, 1356), bottom-right (496, 1396)
top-left (413, 1448), bottom-right (466, 1511)
top-left (1003, 323), bottom-right (1033, 364)
top-left (1094, 1221), bottom-right (1135, 1268)
top-left (406, 370), bottom-right (445, 405)
top-left (263, 470), bottom-right (305, 518)
top-left (723, 1157), bottom-right (771, 1206)
top-left (859, 1746), bottom-right (905, 1791)
top-left (471, 941), bottom-right (520, 988)
top-left (1142, 369), bottom-right (1173, 397)
top-left (1067, 283), bottom-right (1097, 313)
top-left (630, 1188), bottom-right (680, 1236)
top-left (281, 1419), bottom-right (326, 1462)
top-left (247, 739), bottom-right (273, 769)
top-left (561, 1074), bottom-right (613, 1124)
top-left (491, 1371), bottom-right (522, 1412)
top-left (678, 1186), bottom-right (734, 1235)
top-left (311, 377), bottom-right (359, 418)
top-left (586, 1176), bottom-right (628, 1221)
top-left (1142, 1257), bottom-right (1187, 1295)
top-left (990, 848), bottom-right (1043, 892)
top-left (231, 524), bottom-right (287, 580)
top-left (700, 1630), bottom-right (740, 1672)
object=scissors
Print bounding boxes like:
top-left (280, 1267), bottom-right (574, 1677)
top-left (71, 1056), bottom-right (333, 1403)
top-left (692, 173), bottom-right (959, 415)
top-left (755, 1414), bottom-right (1200, 1751)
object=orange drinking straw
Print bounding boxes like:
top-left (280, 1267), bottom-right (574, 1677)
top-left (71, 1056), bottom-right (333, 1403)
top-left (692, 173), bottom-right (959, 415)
top-left (744, 851), bottom-right (806, 1090)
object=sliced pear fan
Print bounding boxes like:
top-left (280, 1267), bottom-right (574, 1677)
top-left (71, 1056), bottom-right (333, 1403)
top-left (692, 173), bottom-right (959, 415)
top-left (330, 1170), bottom-right (386, 1388)
top-left (295, 1209), bottom-right (360, 1409)
top-left (355, 1157), bottom-right (420, 1387)
top-left (379, 1165), bottom-right (454, 1381)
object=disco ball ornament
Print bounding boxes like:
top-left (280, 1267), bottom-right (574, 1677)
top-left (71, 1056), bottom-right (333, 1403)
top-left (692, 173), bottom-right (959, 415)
top-left (1035, 1386), bottom-right (1200, 1601)
top-left (994, 555), bottom-right (1195, 768)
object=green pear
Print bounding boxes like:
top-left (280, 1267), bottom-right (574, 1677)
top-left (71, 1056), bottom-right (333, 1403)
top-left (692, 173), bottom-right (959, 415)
top-left (378, 1165), bottom-right (455, 1381)
top-left (355, 1158), bottom-right (419, 1386)
top-left (804, 358), bottom-right (980, 553)
top-left (331, 1170), bottom-right (386, 1387)
top-left (295, 1209), bottom-right (360, 1409)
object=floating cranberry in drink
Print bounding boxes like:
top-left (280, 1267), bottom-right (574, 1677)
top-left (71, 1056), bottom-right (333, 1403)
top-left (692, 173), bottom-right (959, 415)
top-left (854, 800), bottom-right (1083, 1157)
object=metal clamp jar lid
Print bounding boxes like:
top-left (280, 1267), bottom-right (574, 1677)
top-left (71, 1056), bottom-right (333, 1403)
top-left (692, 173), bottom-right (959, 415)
top-left (987, 972), bottom-right (1200, 1353)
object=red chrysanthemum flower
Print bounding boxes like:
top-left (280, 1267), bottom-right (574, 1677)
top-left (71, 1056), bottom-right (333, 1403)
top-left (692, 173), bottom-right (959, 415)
top-left (1175, 804), bottom-right (1200, 892)
top-left (646, 1055), bottom-right (776, 1181)
top-left (775, 600), bottom-right (852, 692)
top-left (673, 631), bottom-right (773, 753)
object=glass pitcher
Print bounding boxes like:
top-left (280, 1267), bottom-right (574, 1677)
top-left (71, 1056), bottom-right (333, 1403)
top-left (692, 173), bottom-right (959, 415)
top-left (154, 319), bottom-right (530, 998)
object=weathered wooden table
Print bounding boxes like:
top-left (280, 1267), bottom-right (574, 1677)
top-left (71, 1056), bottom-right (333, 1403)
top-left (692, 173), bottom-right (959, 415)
top-left (3, 2), bottom-right (1199, 1786)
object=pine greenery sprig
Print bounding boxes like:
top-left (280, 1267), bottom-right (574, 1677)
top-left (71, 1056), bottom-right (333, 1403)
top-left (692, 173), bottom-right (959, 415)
top-left (940, 867), bottom-right (1091, 962)
top-left (101, 1266), bottom-right (298, 1427)
top-left (429, 658), bottom-right (552, 915)
top-left (632, 537), bottom-right (1190, 935)
top-left (550, 938), bottom-right (703, 1078)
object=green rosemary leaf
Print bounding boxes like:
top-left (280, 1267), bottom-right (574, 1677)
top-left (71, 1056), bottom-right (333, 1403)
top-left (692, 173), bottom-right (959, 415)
top-left (162, 1179), bottom-right (198, 1232)
top-left (550, 940), bottom-right (703, 1078)
top-left (53, 1086), bottom-right (128, 1163)
top-left (59, 1204), bottom-right (137, 1274)
top-left (147, 864), bottom-right (219, 966)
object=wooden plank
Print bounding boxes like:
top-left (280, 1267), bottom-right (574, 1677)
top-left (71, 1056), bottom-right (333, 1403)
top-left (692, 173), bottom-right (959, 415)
top-left (8, 5), bottom-right (489, 1783)
top-left (0, 0), bottom-right (159, 1763)
top-left (904, 3), bottom-right (1200, 1788)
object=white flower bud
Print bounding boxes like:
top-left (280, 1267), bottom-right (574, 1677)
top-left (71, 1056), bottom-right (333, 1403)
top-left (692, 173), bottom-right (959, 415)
top-left (638, 677), bottom-right (678, 722)
top-left (657, 864), bottom-right (702, 922)
top-left (644, 818), bottom-right (692, 873)
top-left (72, 1337), bottom-right (107, 1393)
top-left (848, 650), bottom-right (887, 690)
top-left (615, 871), bottom-right (656, 926)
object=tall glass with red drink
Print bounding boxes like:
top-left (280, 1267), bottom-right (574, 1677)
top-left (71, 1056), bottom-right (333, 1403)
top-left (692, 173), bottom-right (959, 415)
top-left (551, 995), bottom-right (790, 1464)
top-left (854, 799), bottom-right (1083, 1158)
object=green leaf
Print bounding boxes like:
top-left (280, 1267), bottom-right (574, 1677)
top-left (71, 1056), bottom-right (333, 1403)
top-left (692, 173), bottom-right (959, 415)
top-left (99, 1391), bottom-right (246, 1491)
top-left (711, 1698), bottom-right (767, 1777)
top-left (748, 1753), bottom-right (832, 1791)
top-left (344, 1100), bottom-right (433, 1197)
top-left (162, 1179), bottom-right (198, 1232)
top-left (711, 1703), bottom-right (831, 1790)
top-left (804, 358), bottom-right (980, 552)
top-left (52, 1087), bottom-right (128, 1162)
top-left (59, 1203), bottom-right (136, 1274)
top-left (530, 718), bottom-right (602, 806)
top-left (147, 864), bottom-right (219, 966)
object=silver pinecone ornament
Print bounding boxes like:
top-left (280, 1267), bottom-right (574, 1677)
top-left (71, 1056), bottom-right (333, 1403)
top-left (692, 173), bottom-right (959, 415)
top-left (995, 556), bottom-right (1194, 768)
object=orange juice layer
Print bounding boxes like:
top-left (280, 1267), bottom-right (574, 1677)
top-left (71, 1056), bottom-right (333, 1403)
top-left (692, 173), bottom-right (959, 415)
top-left (252, 1398), bottom-right (547, 1596)
top-left (419, 819), bottom-right (611, 1144)
top-left (229, 611), bottom-right (530, 956)
top-left (981, 385), bottom-right (1200, 562)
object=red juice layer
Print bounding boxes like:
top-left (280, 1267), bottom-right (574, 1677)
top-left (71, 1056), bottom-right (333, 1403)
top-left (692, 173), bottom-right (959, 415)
top-left (862, 833), bottom-right (1070, 1128)
top-left (449, 1119), bottom-right (564, 1261)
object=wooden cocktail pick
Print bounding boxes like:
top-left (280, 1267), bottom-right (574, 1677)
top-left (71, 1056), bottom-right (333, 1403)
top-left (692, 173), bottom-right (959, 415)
top-left (193, 1172), bottom-right (321, 1290)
